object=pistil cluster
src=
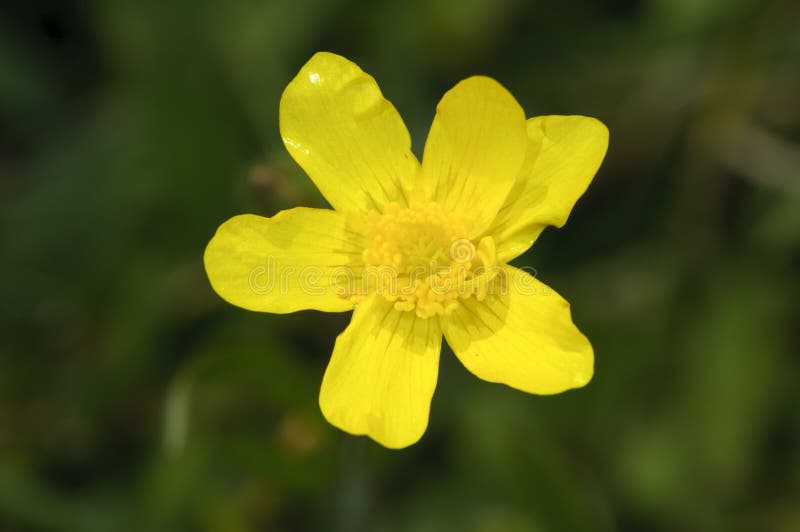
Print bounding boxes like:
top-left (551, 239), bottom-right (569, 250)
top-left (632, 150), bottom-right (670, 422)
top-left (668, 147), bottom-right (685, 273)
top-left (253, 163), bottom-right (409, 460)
top-left (356, 201), bottom-right (501, 318)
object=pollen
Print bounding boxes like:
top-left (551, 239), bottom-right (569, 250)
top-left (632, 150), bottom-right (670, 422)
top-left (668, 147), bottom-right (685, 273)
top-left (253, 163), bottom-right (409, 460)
top-left (355, 201), bottom-right (501, 319)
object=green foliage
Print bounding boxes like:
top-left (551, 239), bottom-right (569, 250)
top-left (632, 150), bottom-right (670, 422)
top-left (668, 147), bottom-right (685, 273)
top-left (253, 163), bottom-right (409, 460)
top-left (1, 0), bottom-right (799, 530)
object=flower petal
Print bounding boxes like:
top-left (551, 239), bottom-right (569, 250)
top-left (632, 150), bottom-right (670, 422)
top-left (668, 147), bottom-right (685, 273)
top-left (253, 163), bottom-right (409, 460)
top-left (204, 208), bottom-right (365, 313)
top-left (280, 52), bottom-right (419, 214)
top-left (420, 76), bottom-right (528, 237)
top-left (319, 296), bottom-right (442, 448)
top-left (487, 115), bottom-right (609, 261)
top-left (442, 265), bottom-right (593, 395)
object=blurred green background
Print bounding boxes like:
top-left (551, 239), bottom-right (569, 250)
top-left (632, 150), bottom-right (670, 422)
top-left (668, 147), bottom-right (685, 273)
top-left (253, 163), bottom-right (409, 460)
top-left (2, 0), bottom-right (799, 530)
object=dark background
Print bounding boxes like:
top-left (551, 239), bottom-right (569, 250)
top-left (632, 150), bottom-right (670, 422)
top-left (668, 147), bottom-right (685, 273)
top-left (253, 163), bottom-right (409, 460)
top-left (1, 0), bottom-right (799, 530)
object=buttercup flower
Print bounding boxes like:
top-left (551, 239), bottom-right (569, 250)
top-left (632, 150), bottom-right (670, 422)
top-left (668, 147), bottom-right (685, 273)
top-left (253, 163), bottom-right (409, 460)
top-left (205, 52), bottom-right (608, 448)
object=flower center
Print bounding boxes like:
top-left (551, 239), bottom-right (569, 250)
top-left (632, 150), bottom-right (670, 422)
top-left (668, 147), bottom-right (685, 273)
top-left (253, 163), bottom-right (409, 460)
top-left (355, 201), bottom-right (500, 319)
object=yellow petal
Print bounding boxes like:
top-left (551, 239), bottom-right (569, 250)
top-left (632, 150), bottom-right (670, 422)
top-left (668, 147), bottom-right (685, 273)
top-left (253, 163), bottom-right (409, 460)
top-left (280, 52), bottom-right (418, 214)
top-left (442, 265), bottom-right (593, 395)
top-left (420, 76), bottom-right (528, 237)
top-left (204, 208), bottom-right (364, 313)
top-left (319, 296), bottom-right (441, 448)
top-left (488, 115), bottom-right (609, 261)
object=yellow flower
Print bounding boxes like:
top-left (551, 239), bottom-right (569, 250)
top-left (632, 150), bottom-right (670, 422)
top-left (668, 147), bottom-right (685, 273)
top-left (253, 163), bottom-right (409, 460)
top-left (205, 52), bottom-right (609, 448)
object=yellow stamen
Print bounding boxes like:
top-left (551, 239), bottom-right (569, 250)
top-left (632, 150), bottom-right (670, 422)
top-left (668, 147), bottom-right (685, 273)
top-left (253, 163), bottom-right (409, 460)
top-left (350, 201), bottom-right (500, 318)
